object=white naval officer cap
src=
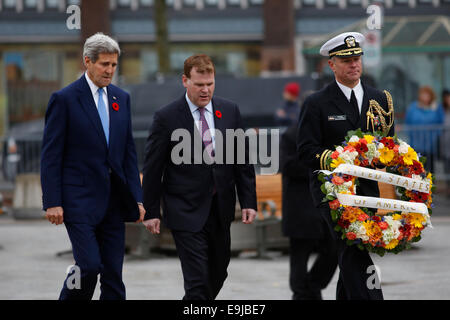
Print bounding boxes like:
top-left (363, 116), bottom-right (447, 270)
top-left (319, 32), bottom-right (365, 58)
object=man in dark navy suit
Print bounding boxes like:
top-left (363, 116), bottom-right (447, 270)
top-left (40, 33), bottom-right (145, 300)
top-left (142, 54), bottom-right (257, 300)
top-left (297, 32), bottom-right (394, 300)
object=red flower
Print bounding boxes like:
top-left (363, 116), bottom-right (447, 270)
top-left (360, 159), bottom-right (369, 167)
top-left (380, 137), bottom-right (395, 149)
top-left (411, 160), bottom-right (424, 175)
top-left (416, 192), bottom-right (429, 202)
top-left (329, 199), bottom-right (340, 210)
top-left (215, 110), bottom-right (222, 118)
top-left (346, 232), bottom-right (357, 240)
top-left (355, 142), bottom-right (368, 154)
top-left (112, 102), bottom-right (119, 111)
top-left (331, 176), bottom-right (345, 185)
top-left (342, 174), bottom-right (353, 182)
top-left (371, 215), bottom-right (381, 222)
top-left (331, 150), bottom-right (340, 159)
top-left (343, 145), bottom-right (356, 153)
top-left (378, 221), bottom-right (389, 230)
top-left (357, 213), bottom-right (369, 221)
top-left (338, 218), bottom-right (350, 229)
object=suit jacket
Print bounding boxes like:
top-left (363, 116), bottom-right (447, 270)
top-left (281, 125), bottom-right (324, 239)
top-left (142, 95), bottom-right (257, 233)
top-left (40, 75), bottom-right (143, 225)
top-left (296, 81), bottom-right (395, 208)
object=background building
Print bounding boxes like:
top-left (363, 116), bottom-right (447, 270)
top-left (0, 0), bottom-right (449, 134)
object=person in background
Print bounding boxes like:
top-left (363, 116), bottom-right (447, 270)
top-left (274, 82), bottom-right (301, 127)
top-left (405, 86), bottom-right (444, 173)
top-left (440, 89), bottom-right (450, 196)
top-left (281, 124), bottom-right (337, 300)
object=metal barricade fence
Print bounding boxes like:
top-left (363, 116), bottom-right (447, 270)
top-left (2, 125), bottom-right (450, 184)
top-left (396, 124), bottom-right (450, 183)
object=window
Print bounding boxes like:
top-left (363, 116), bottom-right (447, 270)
top-left (302, 0), bottom-right (316, 7)
top-left (183, 0), bottom-right (196, 6)
top-left (24, 0), bottom-right (37, 8)
top-left (348, 0), bottom-right (362, 5)
top-left (46, 0), bottom-right (59, 8)
top-left (3, 0), bottom-right (16, 8)
top-left (227, 0), bottom-right (241, 6)
top-left (205, 0), bottom-right (219, 5)
top-left (249, 0), bottom-right (263, 4)
top-left (140, 0), bottom-right (154, 6)
top-left (117, 0), bottom-right (131, 7)
top-left (325, 0), bottom-right (339, 6)
top-left (67, 0), bottom-right (80, 5)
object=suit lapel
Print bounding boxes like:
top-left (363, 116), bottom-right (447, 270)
top-left (77, 75), bottom-right (108, 148)
top-left (107, 86), bottom-right (118, 151)
top-left (329, 81), bottom-right (359, 128)
top-left (212, 97), bottom-right (225, 139)
top-left (360, 82), bottom-right (370, 132)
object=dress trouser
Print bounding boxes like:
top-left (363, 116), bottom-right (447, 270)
top-left (289, 231), bottom-right (338, 300)
top-left (171, 195), bottom-right (231, 300)
top-left (319, 206), bottom-right (384, 300)
top-left (59, 192), bottom-right (126, 300)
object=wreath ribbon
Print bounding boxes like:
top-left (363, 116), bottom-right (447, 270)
top-left (321, 164), bottom-right (430, 193)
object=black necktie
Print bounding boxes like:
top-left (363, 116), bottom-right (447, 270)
top-left (350, 90), bottom-right (360, 117)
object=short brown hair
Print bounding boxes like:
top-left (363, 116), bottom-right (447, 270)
top-left (418, 86), bottom-right (436, 104)
top-left (183, 54), bottom-right (215, 78)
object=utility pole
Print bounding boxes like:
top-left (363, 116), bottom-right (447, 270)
top-left (154, 0), bottom-right (171, 75)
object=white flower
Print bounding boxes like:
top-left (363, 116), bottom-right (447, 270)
top-left (349, 136), bottom-right (360, 143)
top-left (336, 146), bottom-right (344, 153)
top-left (399, 142), bottom-right (409, 154)
top-left (341, 151), bottom-right (359, 163)
top-left (377, 143), bottom-right (385, 150)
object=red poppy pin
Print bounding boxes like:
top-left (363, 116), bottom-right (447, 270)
top-left (215, 110), bottom-right (222, 118)
top-left (112, 102), bottom-right (119, 111)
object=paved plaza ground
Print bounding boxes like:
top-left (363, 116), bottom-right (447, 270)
top-left (1, 194), bottom-right (449, 300)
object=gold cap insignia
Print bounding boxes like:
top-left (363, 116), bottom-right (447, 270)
top-left (345, 36), bottom-right (356, 48)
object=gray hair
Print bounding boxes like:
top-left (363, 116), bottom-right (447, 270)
top-left (83, 32), bottom-right (121, 65)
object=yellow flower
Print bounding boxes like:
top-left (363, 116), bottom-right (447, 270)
top-left (403, 147), bottom-right (418, 166)
top-left (405, 212), bottom-right (426, 228)
top-left (379, 147), bottom-right (394, 165)
top-left (427, 172), bottom-right (433, 189)
top-left (364, 135), bottom-right (375, 144)
top-left (385, 239), bottom-right (399, 250)
top-left (363, 220), bottom-right (382, 238)
top-left (392, 214), bottom-right (402, 220)
top-left (330, 157), bottom-right (345, 169)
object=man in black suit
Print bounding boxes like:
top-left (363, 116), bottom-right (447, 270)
top-left (281, 125), bottom-right (338, 300)
top-left (296, 32), bottom-right (395, 300)
top-left (141, 54), bottom-right (257, 300)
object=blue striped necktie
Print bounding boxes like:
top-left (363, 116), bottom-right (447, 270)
top-left (97, 88), bottom-right (109, 145)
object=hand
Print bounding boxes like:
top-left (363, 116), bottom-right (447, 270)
top-left (143, 218), bottom-right (160, 234)
top-left (276, 109), bottom-right (286, 118)
top-left (136, 203), bottom-right (146, 223)
top-left (45, 206), bottom-right (64, 225)
top-left (241, 208), bottom-right (257, 224)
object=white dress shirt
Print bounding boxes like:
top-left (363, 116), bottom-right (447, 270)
top-left (336, 79), bottom-right (364, 114)
top-left (85, 72), bottom-right (109, 118)
top-left (185, 93), bottom-right (216, 149)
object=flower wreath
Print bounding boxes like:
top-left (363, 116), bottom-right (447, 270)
top-left (319, 129), bottom-right (434, 256)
